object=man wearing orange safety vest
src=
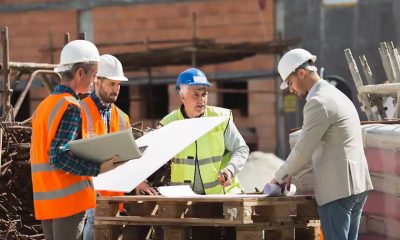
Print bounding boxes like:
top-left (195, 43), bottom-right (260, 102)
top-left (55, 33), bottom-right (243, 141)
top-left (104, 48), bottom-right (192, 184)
top-left (81, 54), bottom-right (158, 240)
top-left (30, 40), bottom-right (121, 240)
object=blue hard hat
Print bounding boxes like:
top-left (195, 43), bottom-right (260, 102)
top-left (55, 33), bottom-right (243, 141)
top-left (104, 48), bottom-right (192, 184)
top-left (176, 68), bottom-right (211, 93)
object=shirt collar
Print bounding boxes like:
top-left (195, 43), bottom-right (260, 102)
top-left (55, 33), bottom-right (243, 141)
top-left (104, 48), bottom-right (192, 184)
top-left (53, 85), bottom-right (79, 99)
top-left (306, 79), bottom-right (324, 101)
top-left (180, 105), bottom-right (204, 119)
top-left (90, 91), bottom-right (111, 111)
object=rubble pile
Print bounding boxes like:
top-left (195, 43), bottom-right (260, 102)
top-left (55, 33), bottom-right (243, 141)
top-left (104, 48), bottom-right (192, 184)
top-left (0, 121), bottom-right (43, 240)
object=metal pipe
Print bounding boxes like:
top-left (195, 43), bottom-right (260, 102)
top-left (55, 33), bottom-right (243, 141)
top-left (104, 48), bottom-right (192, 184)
top-left (344, 48), bottom-right (375, 120)
top-left (359, 55), bottom-right (387, 120)
top-left (1, 62), bottom-right (57, 70)
top-left (41, 72), bottom-right (59, 93)
top-left (388, 42), bottom-right (400, 82)
top-left (358, 83), bottom-right (400, 95)
top-left (396, 91), bottom-right (400, 119)
top-left (191, 12), bottom-right (197, 67)
top-left (1, 27), bottom-right (11, 120)
top-left (359, 55), bottom-right (375, 85)
top-left (13, 70), bottom-right (57, 117)
top-left (78, 32), bottom-right (86, 40)
top-left (379, 42), bottom-right (396, 83)
top-left (64, 32), bottom-right (70, 45)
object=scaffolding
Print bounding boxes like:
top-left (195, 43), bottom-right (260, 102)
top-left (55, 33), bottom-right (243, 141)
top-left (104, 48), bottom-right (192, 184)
top-left (345, 42), bottom-right (400, 121)
top-left (0, 26), bottom-right (60, 121)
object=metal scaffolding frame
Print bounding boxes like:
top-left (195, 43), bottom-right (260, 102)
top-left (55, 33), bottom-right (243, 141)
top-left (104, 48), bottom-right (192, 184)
top-left (0, 27), bottom-right (61, 121)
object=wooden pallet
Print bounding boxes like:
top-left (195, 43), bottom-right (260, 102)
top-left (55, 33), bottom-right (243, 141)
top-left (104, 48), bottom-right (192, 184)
top-left (94, 195), bottom-right (320, 240)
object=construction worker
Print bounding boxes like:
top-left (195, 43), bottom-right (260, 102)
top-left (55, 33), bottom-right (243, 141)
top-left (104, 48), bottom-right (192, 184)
top-left (271, 48), bottom-right (373, 240)
top-left (30, 40), bottom-right (120, 240)
top-left (81, 54), bottom-right (158, 240)
top-left (159, 68), bottom-right (249, 195)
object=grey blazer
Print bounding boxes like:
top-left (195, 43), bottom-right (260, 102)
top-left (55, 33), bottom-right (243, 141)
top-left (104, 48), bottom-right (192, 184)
top-left (275, 80), bottom-right (373, 206)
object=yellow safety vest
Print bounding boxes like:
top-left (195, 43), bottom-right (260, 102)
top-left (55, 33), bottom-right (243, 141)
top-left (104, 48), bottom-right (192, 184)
top-left (160, 106), bottom-right (241, 194)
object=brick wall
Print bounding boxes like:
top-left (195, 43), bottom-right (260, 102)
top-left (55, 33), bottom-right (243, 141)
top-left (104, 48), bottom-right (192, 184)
top-left (1, 0), bottom-right (277, 152)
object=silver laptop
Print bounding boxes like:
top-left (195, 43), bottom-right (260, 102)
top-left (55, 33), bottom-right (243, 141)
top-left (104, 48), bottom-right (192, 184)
top-left (68, 129), bottom-right (145, 164)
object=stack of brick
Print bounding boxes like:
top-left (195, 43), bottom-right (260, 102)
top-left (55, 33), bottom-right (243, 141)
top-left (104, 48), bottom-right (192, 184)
top-left (358, 124), bottom-right (400, 239)
top-left (288, 123), bottom-right (400, 239)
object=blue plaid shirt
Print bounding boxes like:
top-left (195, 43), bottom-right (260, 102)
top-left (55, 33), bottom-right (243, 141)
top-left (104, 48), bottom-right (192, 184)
top-left (49, 85), bottom-right (101, 176)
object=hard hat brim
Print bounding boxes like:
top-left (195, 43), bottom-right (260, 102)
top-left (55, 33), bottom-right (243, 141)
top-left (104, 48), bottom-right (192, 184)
top-left (103, 76), bottom-right (129, 81)
top-left (187, 82), bottom-right (212, 87)
top-left (280, 80), bottom-right (289, 90)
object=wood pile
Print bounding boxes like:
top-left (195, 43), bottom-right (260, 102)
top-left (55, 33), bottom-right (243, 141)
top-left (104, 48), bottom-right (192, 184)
top-left (0, 120), bottom-right (43, 240)
top-left (94, 195), bottom-right (321, 240)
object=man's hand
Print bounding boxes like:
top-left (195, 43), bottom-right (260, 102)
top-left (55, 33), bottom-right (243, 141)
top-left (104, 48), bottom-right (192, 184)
top-left (135, 181), bottom-right (158, 195)
top-left (218, 168), bottom-right (233, 187)
top-left (99, 155), bottom-right (121, 174)
top-left (270, 175), bottom-right (292, 192)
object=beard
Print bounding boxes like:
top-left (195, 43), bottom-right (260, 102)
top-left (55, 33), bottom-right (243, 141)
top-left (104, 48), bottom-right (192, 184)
top-left (98, 89), bottom-right (118, 103)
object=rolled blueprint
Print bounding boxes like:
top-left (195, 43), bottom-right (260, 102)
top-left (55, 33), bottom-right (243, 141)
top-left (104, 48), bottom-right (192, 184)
top-left (263, 183), bottom-right (296, 197)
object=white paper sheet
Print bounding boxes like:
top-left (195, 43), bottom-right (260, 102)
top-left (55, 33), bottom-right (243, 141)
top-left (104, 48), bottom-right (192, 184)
top-left (157, 185), bottom-right (267, 198)
top-left (93, 116), bottom-right (228, 192)
top-left (158, 185), bottom-right (198, 197)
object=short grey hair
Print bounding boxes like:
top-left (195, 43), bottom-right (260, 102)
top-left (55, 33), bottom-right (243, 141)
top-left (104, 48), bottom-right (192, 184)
top-left (178, 84), bottom-right (190, 95)
top-left (61, 62), bottom-right (97, 82)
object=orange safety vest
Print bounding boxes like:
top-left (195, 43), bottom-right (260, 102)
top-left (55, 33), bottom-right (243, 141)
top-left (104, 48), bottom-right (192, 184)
top-left (80, 96), bottom-right (130, 210)
top-left (30, 93), bottom-right (96, 220)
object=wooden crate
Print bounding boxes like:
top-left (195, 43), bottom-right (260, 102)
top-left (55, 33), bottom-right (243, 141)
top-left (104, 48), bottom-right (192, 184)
top-left (94, 195), bottom-right (320, 240)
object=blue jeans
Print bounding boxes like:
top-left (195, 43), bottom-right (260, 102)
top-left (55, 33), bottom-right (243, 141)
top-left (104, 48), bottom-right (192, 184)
top-left (317, 191), bottom-right (368, 240)
top-left (83, 208), bottom-right (95, 240)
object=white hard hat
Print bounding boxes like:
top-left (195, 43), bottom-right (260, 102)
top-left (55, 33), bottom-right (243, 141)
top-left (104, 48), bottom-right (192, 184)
top-left (278, 48), bottom-right (317, 89)
top-left (97, 54), bottom-right (128, 81)
top-left (54, 40), bottom-right (100, 73)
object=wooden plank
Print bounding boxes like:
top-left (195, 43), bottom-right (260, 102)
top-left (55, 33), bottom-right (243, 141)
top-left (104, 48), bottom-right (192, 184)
top-left (186, 202), bottom-right (223, 218)
top-left (96, 195), bottom-right (314, 205)
top-left (253, 204), bottom-right (291, 222)
top-left (295, 227), bottom-right (321, 240)
top-left (96, 216), bottom-right (247, 226)
top-left (297, 202), bottom-right (319, 220)
top-left (121, 202), bottom-right (157, 240)
top-left (163, 226), bottom-right (186, 240)
top-left (94, 195), bottom-right (320, 240)
top-left (158, 201), bottom-right (188, 218)
top-left (96, 216), bottom-right (318, 229)
top-left (93, 224), bottom-right (119, 240)
top-left (96, 202), bottom-right (119, 217)
top-left (223, 203), bottom-right (253, 223)
top-left (94, 202), bottom-right (120, 239)
top-left (236, 226), bottom-right (263, 240)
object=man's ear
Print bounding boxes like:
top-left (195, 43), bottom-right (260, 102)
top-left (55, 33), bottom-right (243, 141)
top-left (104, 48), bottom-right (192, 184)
top-left (179, 92), bottom-right (185, 102)
top-left (298, 68), bottom-right (306, 78)
top-left (75, 67), bottom-right (84, 79)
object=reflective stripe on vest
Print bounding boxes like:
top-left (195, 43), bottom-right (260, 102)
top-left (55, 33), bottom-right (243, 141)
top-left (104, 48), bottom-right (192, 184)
top-left (31, 93), bottom-right (96, 220)
top-left (34, 179), bottom-right (93, 200)
top-left (160, 106), bottom-right (242, 195)
top-left (172, 156), bottom-right (221, 166)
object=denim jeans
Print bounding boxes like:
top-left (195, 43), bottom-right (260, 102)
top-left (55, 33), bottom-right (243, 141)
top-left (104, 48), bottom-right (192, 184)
top-left (83, 208), bottom-right (95, 240)
top-left (317, 191), bottom-right (368, 240)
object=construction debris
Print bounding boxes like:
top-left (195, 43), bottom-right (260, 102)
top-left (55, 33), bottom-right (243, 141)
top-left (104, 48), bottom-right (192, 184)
top-left (0, 120), bottom-right (43, 240)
